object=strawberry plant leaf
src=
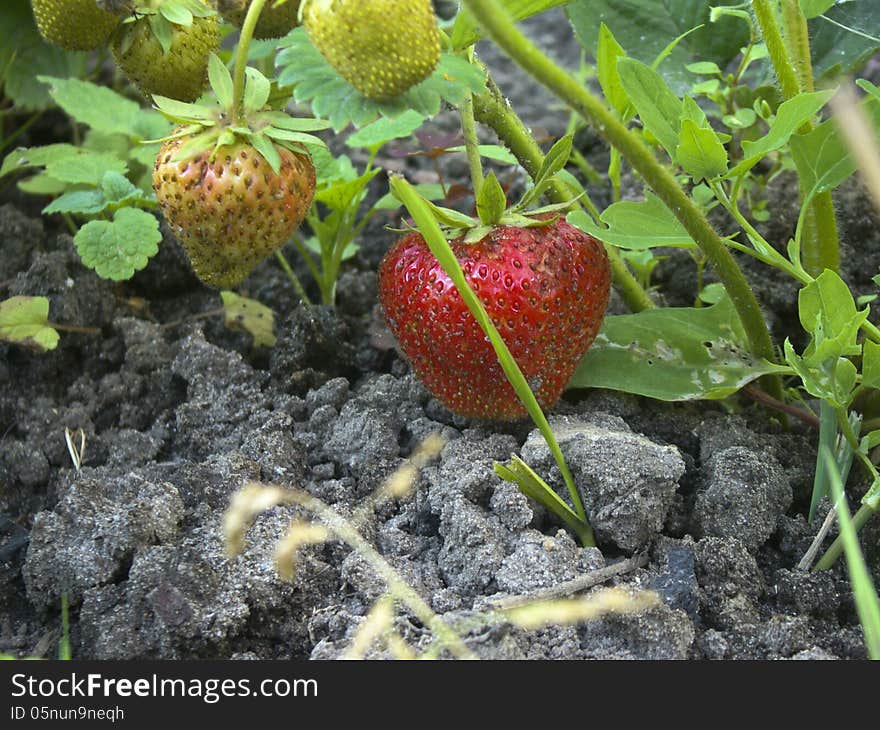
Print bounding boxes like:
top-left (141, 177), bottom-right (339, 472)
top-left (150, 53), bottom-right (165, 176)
top-left (37, 76), bottom-right (172, 140)
top-left (159, 1), bottom-right (194, 26)
top-left (276, 28), bottom-right (486, 131)
top-left (617, 58), bottom-right (682, 157)
top-left (798, 270), bottom-right (868, 364)
top-left (149, 13), bottom-right (175, 56)
top-left (516, 135), bottom-right (573, 210)
top-left (43, 190), bottom-right (106, 216)
top-left (570, 295), bottom-right (789, 400)
top-left (220, 291), bottom-right (276, 348)
top-left (346, 110), bottom-right (426, 149)
top-left (75, 208), bottom-right (162, 281)
top-left (208, 53), bottom-right (234, 109)
top-left (568, 193), bottom-right (696, 249)
top-left (314, 169), bottom-right (380, 211)
top-left (675, 118), bottom-right (728, 181)
top-left (0, 296), bottom-right (59, 352)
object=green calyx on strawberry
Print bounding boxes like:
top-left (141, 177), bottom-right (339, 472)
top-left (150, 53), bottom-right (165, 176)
top-left (111, 0), bottom-right (219, 102)
top-left (301, 0), bottom-right (440, 101)
top-left (150, 54), bottom-right (330, 288)
top-left (214, 0), bottom-right (301, 39)
top-left (378, 139), bottom-right (611, 422)
top-left (31, 0), bottom-right (123, 51)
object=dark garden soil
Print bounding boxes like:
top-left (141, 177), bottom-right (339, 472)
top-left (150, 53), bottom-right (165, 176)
top-left (2, 9), bottom-right (880, 660)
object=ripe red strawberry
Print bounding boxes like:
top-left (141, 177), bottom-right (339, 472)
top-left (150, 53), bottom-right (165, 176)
top-left (215, 0), bottom-right (301, 39)
top-left (302, 0), bottom-right (440, 101)
top-left (154, 135), bottom-right (316, 288)
top-left (111, 1), bottom-right (219, 101)
top-left (31, 0), bottom-right (122, 51)
top-left (378, 218), bottom-right (611, 421)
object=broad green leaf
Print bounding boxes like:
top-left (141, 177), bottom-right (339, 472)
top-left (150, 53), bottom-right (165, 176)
top-left (617, 58), bottom-right (682, 157)
top-left (570, 295), bottom-right (789, 400)
top-left (798, 269), bottom-right (866, 363)
top-left (346, 110), bottom-right (426, 149)
top-left (790, 95), bottom-right (880, 199)
top-left (277, 29), bottom-right (487, 131)
top-left (220, 291), bottom-right (276, 347)
top-left (450, 0), bottom-right (570, 49)
top-left (567, 0), bottom-right (750, 92)
top-left (784, 340), bottom-right (856, 408)
top-left (1, 144), bottom-right (78, 178)
top-left (568, 192), bottom-right (696, 249)
top-left (810, 0), bottom-right (880, 79)
top-left (100, 171), bottom-right (142, 204)
top-left (675, 118), bottom-right (728, 180)
top-left (0, 296), bottom-right (59, 351)
top-left (597, 23), bottom-right (630, 116)
top-left (729, 89), bottom-right (836, 177)
top-left (75, 208), bottom-right (161, 281)
top-left (686, 61), bottom-right (722, 75)
top-left (48, 152), bottom-right (128, 186)
top-left (800, 0), bottom-right (836, 18)
top-left (159, 1), bottom-right (193, 25)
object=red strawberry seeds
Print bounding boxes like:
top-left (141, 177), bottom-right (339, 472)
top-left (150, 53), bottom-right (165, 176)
top-left (378, 218), bottom-right (611, 420)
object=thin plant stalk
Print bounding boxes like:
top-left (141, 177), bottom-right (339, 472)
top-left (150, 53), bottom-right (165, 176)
top-left (231, 0), bottom-right (270, 123)
top-left (273, 250), bottom-right (312, 305)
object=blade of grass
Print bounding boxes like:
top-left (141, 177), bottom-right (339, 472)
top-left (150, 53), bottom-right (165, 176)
top-left (822, 446), bottom-right (880, 658)
top-left (389, 175), bottom-right (594, 545)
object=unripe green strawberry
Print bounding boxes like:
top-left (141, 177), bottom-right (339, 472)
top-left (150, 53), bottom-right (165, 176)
top-left (302, 0), bottom-right (440, 101)
top-left (153, 133), bottom-right (316, 288)
top-left (378, 219), bottom-right (611, 421)
top-left (112, 5), bottom-right (219, 101)
top-left (214, 0), bottom-right (301, 39)
top-left (31, 0), bottom-right (121, 51)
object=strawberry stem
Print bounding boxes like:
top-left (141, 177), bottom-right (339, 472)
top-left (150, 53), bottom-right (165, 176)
top-left (231, 0), bottom-right (270, 123)
top-left (460, 92), bottom-right (485, 202)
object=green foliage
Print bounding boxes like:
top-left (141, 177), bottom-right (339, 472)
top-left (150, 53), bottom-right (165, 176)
top-left (571, 296), bottom-right (788, 400)
top-left (276, 28), bottom-right (486, 131)
top-left (220, 292), bottom-right (277, 347)
top-left (0, 296), bottom-right (60, 351)
top-left (568, 193), bottom-right (696, 249)
top-left (75, 208), bottom-right (162, 281)
top-left (0, 0), bottom-right (87, 112)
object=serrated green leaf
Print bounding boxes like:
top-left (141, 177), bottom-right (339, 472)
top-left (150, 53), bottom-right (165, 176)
top-left (49, 152), bottom-right (128, 186)
top-left (101, 170), bottom-right (144, 205)
top-left (220, 291), bottom-right (276, 347)
top-left (38, 76), bottom-right (142, 137)
top-left (1, 144), bottom-right (78, 179)
top-left (74, 208), bottom-right (161, 281)
top-left (346, 110), bottom-right (426, 149)
top-left (314, 168), bottom-right (380, 211)
top-left (568, 193), bottom-right (696, 249)
top-left (617, 58), bottom-right (683, 157)
top-left (476, 173), bottom-right (507, 226)
top-left (18, 173), bottom-right (67, 196)
top-left (784, 339), bottom-right (855, 408)
top-left (597, 23), bottom-right (630, 116)
top-left (571, 295), bottom-right (789, 400)
top-left (728, 89), bottom-right (836, 177)
top-left (675, 118), bottom-right (728, 181)
top-left (276, 29), bottom-right (486, 131)
top-left (0, 296), bottom-right (59, 351)
top-left (43, 190), bottom-right (106, 216)
top-left (243, 66), bottom-right (271, 113)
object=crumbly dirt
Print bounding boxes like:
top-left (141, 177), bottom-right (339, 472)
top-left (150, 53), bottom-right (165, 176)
top-left (1, 9), bottom-right (878, 660)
